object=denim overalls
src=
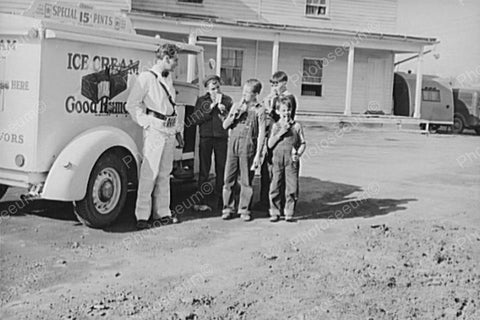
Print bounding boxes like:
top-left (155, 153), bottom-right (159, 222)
top-left (223, 104), bottom-right (261, 215)
top-left (269, 123), bottom-right (301, 218)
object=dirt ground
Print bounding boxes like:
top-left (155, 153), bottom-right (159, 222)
top-left (1, 126), bottom-right (479, 320)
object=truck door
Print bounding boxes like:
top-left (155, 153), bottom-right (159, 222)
top-left (0, 35), bottom-right (41, 173)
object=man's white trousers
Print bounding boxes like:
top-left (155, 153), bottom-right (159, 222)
top-left (135, 127), bottom-right (175, 221)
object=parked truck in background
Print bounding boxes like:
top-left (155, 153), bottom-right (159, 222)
top-left (452, 88), bottom-right (480, 134)
top-left (393, 72), bottom-right (480, 134)
top-left (393, 72), bottom-right (454, 132)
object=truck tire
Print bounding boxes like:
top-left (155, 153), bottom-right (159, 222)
top-left (0, 184), bottom-right (8, 200)
top-left (452, 114), bottom-right (465, 134)
top-left (429, 125), bottom-right (439, 133)
top-left (73, 152), bottom-right (128, 228)
top-left (475, 128), bottom-right (480, 135)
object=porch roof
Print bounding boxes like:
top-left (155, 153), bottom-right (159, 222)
top-left (129, 9), bottom-right (438, 53)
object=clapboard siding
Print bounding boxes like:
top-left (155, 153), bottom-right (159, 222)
top-left (0, 0), bottom-right (131, 14)
top-left (0, 0), bottom-right (27, 13)
top-left (260, 0), bottom-right (397, 33)
top-left (133, 0), bottom-right (260, 21)
top-left (132, 0), bottom-right (397, 33)
top-left (1, 0), bottom-right (398, 34)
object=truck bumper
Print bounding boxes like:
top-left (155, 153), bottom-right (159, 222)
top-left (0, 168), bottom-right (46, 189)
top-left (467, 115), bottom-right (480, 128)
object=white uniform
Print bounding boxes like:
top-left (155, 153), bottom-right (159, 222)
top-left (126, 65), bottom-right (181, 221)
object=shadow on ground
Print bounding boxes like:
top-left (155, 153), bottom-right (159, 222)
top-left (0, 198), bottom-right (75, 221)
top-left (295, 176), bottom-right (416, 220)
top-left (0, 176), bottom-right (415, 232)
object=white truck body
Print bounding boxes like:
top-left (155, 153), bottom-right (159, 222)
top-left (0, 12), bottom-right (204, 227)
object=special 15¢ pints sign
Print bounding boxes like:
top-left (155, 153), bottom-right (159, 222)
top-left (25, 0), bottom-right (134, 33)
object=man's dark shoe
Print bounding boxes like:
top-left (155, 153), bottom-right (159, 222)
top-left (171, 214), bottom-right (179, 224)
top-left (136, 220), bottom-right (151, 230)
top-left (154, 214), bottom-right (180, 226)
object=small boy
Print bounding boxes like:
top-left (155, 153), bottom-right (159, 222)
top-left (222, 79), bottom-right (266, 221)
top-left (257, 71), bottom-right (298, 211)
top-left (267, 97), bottom-right (306, 222)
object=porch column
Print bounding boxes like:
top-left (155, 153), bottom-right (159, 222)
top-left (272, 33), bottom-right (279, 74)
top-left (344, 45), bottom-right (355, 116)
top-left (413, 47), bottom-right (424, 118)
top-left (216, 36), bottom-right (222, 76)
top-left (187, 31), bottom-right (196, 82)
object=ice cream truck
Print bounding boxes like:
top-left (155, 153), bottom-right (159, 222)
top-left (0, 4), bottom-right (205, 227)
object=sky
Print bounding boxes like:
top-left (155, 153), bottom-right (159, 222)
top-left (395, 0), bottom-right (480, 87)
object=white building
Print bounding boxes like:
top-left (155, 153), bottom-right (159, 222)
top-left (1, 0), bottom-right (437, 117)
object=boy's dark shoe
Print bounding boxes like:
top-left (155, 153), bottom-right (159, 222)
top-left (222, 208), bottom-right (237, 220)
top-left (136, 220), bottom-right (151, 230)
top-left (241, 214), bottom-right (252, 222)
top-left (269, 215), bottom-right (280, 222)
top-left (221, 212), bottom-right (232, 220)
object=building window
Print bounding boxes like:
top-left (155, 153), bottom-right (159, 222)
top-left (305, 0), bottom-right (329, 17)
top-left (178, 0), bottom-right (203, 4)
top-left (422, 87), bottom-right (441, 102)
top-left (221, 49), bottom-right (243, 87)
top-left (301, 58), bottom-right (323, 96)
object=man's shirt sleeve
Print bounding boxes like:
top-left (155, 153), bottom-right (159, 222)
top-left (126, 73), bottom-right (151, 128)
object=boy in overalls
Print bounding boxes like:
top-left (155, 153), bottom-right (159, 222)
top-left (222, 79), bottom-right (266, 221)
top-left (257, 71), bottom-right (298, 211)
top-left (267, 97), bottom-right (306, 222)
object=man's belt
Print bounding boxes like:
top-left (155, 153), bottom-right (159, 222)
top-left (146, 108), bottom-right (177, 128)
top-left (146, 108), bottom-right (171, 120)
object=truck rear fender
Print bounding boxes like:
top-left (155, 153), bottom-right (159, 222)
top-left (42, 126), bottom-right (141, 201)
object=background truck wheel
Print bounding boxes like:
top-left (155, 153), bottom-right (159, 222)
top-left (428, 124), bottom-right (439, 133)
top-left (0, 184), bottom-right (8, 200)
top-left (73, 152), bottom-right (128, 228)
top-left (452, 114), bottom-right (465, 134)
top-left (475, 128), bottom-right (480, 135)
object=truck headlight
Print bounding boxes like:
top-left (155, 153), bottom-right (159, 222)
top-left (15, 154), bottom-right (25, 167)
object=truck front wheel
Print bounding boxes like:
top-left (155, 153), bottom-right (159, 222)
top-left (452, 114), bottom-right (465, 134)
top-left (74, 153), bottom-right (128, 228)
top-left (0, 184), bottom-right (8, 200)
